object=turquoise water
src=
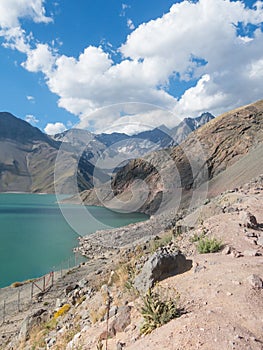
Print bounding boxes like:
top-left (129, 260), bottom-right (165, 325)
top-left (0, 193), bottom-right (148, 288)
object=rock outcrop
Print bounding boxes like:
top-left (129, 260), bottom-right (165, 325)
top-left (134, 250), bottom-right (189, 293)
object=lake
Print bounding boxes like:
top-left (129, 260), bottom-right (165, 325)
top-left (0, 193), bottom-right (148, 288)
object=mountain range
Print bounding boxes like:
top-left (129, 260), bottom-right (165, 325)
top-left (0, 111), bottom-right (213, 193)
top-left (77, 100), bottom-right (263, 214)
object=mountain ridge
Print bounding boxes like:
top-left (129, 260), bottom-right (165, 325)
top-left (77, 99), bottom-right (263, 214)
top-left (0, 111), bottom-right (213, 193)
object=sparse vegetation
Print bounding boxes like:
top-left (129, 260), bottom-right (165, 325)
top-left (150, 231), bottom-right (173, 253)
top-left (190, 232), bottom-right (204, 243)
top-left (197, 237), bottom-right (222, 254)
top-left (45, 318), bottom-right (58, 331)
top-left (11, 281), bottom-right (24, 288)
top-left (140, 288), bottom-right (181, 335)
top-left (53, 303), bottom-right (71, 319)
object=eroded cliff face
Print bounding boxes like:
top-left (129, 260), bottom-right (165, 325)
top-left (79, 100), bottom-right (263, 215)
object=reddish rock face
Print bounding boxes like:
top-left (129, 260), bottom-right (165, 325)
top-left (105, 100), bottom-right (263, 214)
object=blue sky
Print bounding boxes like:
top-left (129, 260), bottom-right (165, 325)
top-left (0, 0), bottom-right (262, 134)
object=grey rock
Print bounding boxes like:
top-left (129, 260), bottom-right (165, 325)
top-left (134, 250), bottom-right (188, 293)
top-left (55, 298), bottom-right (62, 309)
top-left (222, 245), bottom-right (231, 255)
top-left (257, 236), bottom-right (263, 247)
top-left (241, 211), bottom-right (258, 229)
top-left (18, 309), bottom-right (47, 343)
top-left (78, 278), bottom-right (88, 289)
top-left (116, 341), bottom-right (126, 350)
top-left (247, 274), bottom-right (263, 289)
top-left (109, 305), bottom-right (118, 319)
top-left (110, 306), bottom-right (131, 333)
top-left (65, 284), bottom-right (77, 295)
top-left (243, 250), bottom-right (260, 257)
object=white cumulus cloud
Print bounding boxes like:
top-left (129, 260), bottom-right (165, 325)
top-left (44, 122), bottom-right (67, 135)
top-left (26, 95), bottom-right (35, 102)
top-left (0, 0), bottom-right (52, 28)
top-left (127, 18), bottom-right (135, 30)
top-left (2, 0), bottom-right (263, 132)
top-left (25, 114), bottom-right (39, 124)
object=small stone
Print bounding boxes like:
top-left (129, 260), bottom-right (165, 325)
top-left (55, 298), bottom-right (62, 309)
top-left (232, 280), bottom-right (241, 285)
top-left (231, 249), bottom-right (243, 258)
top-left (109, 305), bottom-right (118, 319)
top-left (243, 250), bottom-right (260, 257)
top-left (110, 305), bottom-right (131, 333)
top-left (116, 341), bottom-right (126, 350)
top-left (257, 236), bottom-right (263, 247)
top-left (222, 245), bottom-right (231, 255)
top-left (78, 278), bottom-right (88, 289)
top-left (240, 211), bottom-right (258, 229)
top-left (226, 292), bottom-right (233, 296)
top-left (247, 274), bottom-right (263, 289)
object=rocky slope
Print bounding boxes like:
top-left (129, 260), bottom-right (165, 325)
top-left (1, 175), bottom-right (262, 350)
top-left (78, 100), bottom-right (263, 215)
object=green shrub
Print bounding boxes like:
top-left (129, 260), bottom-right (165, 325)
top-left (197, 237), bottom-right (222, 254)
top-left (140, 289), bottom-right (181, 335)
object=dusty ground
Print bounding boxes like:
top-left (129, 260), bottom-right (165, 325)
top-left (52, 176), bottom-right (263, 350)
top-left (1, 176), bottom-right (263, 350)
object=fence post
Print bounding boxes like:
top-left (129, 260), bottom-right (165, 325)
top-left (51, 270), bottom-right (54, 286)
top-left (31, 282), bottom-right (34, 303)
top-left (43, 275), bottom-right (46, 292)
top-left (3, 300), bottom-right (6, 324)
top-left (18, 289), bottom-right (21, 312)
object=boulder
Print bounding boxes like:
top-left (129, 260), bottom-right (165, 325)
top-left (110, 305), bottom-right (131, 333)
top-left (240, 211), bottom-right (258, 229)
top-left (18, 309), bottom-right (47, 343)
top-left (247, 274), bottom-right (263, 289)
top-left (134, 250), bottom-right (187, 293)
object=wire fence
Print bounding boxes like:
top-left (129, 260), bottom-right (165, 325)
top-left (0, 251), bottom-right (86, 326)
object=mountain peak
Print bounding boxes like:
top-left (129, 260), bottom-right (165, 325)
top-left (0, 112), bottom-right (53, 145)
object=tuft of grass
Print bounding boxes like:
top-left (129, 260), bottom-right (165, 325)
top-left (197, 237), bottom-right (222, 254)
top-left (11, 281), bottom-right (24, 288)
top-left (140, 289), bottom-right (181, 335)
top-left (89, 305), bottom-right (108, 324)
top-left (150, 231), bottom-right (173, 253)
top-left (45, 318), bottom-right (58, 330)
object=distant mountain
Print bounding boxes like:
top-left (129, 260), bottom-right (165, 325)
top-left (77, 100), bottom-right (263, 215)
top-left (170, 112), bottom-right (214, 144)
top-left (0, 113), bottom-right (102, 193)
top-left (0, 111), bottom-right (214, 194)
top-left (53, 113), bottom-right (214, 168)
top-left (0, 112), bottom-right (55, 146)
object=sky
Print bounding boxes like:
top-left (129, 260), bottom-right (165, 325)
top-left (0, 0), bottom-right (262, 135)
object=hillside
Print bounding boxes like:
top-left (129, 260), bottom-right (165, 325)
top-left (79, 100), bottom-right (263, 214)
top-left (0, 113), bottom-right (97, 193)
top-left (0, 111), bottom-right (214, 194)
top-left (1, 175), bottom-right (262, 350)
